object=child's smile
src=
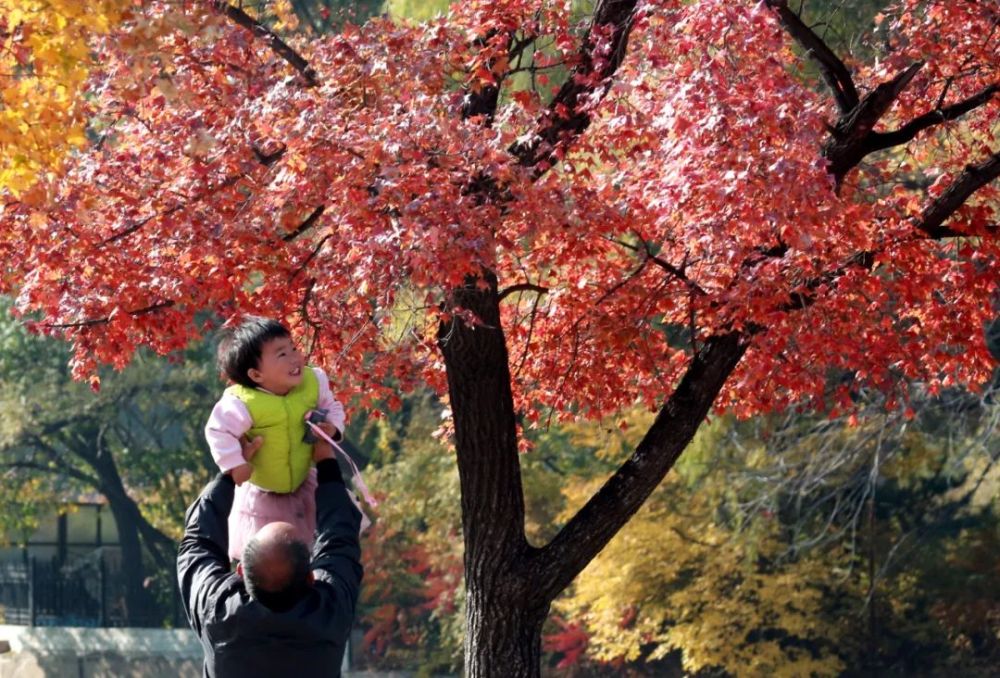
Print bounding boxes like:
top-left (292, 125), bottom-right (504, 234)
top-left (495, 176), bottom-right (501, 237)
top-left (249, 336), bottom-right (305, 395)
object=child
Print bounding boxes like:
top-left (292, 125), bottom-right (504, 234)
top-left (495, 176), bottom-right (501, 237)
top-left (205, 316), bottom-right (346, 561)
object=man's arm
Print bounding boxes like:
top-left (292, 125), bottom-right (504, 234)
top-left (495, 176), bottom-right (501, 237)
top-left (176, 473), bottom-right (236, 634)
top-left (311, 451), bottom-right (364, 619)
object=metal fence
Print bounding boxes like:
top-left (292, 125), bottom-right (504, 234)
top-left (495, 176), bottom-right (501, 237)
top-left (0, 552), bottom-right (183, 628)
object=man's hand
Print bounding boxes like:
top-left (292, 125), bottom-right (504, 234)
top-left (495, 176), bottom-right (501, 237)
top-left (230, 435), bottom-right (263, 485)
top-left (312, 422), bottom-right (337, 463)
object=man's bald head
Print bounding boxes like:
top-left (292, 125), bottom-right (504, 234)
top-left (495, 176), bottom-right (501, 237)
top-left (240, 522), bottom-right (312, 611)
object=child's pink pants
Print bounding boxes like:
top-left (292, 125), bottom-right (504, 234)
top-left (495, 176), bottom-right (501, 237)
top-left (228, 468), bottom-right (317, 561)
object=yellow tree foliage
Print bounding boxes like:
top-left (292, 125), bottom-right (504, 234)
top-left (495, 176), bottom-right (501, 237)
top-left (554, 418), bottom-right (847, 677)
top-left (0, 1), bottom-right (128, 196)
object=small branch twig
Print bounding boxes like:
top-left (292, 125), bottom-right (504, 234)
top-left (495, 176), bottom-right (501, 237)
top-left (764, 0), bottom-right (859, 112)
top-left (498, 283), bottom-right (548, 302)
top-left (43, 302), bottom-right (175, 329)
top-left (212, 1), bottom-right (318, 87)
top-left (283, 205), bottom-right (326, 242)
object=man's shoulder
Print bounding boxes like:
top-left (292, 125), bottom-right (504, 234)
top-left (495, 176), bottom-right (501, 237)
top-left (196, 572), bottom-right (249, 627)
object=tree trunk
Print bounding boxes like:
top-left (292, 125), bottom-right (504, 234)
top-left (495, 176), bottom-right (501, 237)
top-left (102, 486), bottom-right (156, 625)
top-left (466, 585), bottom-right (549, 678)
top-left (439, 273), bottom-right (545, 676)
top-left (439, 273), bottom-right (748, 674)
top-left (89, 441), bottom-right (169, 626)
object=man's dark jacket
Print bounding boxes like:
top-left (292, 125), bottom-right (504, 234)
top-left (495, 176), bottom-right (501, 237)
top-left (177, 459), bottom-right (363, 678)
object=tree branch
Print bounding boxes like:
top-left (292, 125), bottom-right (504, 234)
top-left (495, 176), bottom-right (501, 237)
top-left (212, 1), bottom-right (318, 87)
top-left (824, 61), bottom-right (924, 184)
top-left (647, 253), bottom-right (707, 296)
top-left (290, 235), bottom-right (331, 280)
top-left (764, 151), bottom-right (1000, 316)
top-left (546, 153), bottom-right (1000, 587)
top-left (0, 460), bottom-right (102, 488)
top-left (282, 204), bottom-right (326, 242)
top-left (42, 301), bottom-right (175, 329)
top-left (3, 430), bottom-right (105, 487)
top-left (916, 151), bottom-right (1000, 238)
top-left (511, 0), bottom-right (641, 177)
top-left (868, 84), bottom-right (999, 154)
top-left (89, 436), bottom-right (176, 570)
top-left (532, 332), bottom-right (747, 598)
top-left (764, 0), bottom-right (859, 112)
top-left (462, 31), bottom-right (514, 123)
top-left (498, 283), bottom-right (549, 302)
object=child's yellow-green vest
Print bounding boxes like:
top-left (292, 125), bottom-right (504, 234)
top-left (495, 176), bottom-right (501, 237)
top-left (225, 367), bottom-right (318, 493)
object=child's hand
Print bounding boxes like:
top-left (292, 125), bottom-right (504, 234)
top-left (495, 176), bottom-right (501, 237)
top-left (240, 435), bottom-right (263, 461)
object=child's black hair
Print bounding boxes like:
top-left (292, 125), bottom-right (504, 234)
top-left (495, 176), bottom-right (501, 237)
top-left (217, 317), bottom-right (291, 388)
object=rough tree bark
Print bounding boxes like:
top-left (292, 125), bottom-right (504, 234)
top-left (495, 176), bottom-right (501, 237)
top-left (438, 272), bottom-right (547, 674)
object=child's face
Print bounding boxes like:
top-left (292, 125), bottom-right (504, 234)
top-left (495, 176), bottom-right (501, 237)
top-left (248, 336), bottom-right (304, 395)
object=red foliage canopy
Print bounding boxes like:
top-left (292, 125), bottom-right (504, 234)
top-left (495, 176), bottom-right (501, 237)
top-left (2, 0), bottom-right (998, 419)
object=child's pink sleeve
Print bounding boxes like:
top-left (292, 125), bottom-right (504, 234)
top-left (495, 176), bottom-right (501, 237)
top-left (312, 367), bottom-right (346, 439)
top-left (205, 394), bottom-right (254, 472)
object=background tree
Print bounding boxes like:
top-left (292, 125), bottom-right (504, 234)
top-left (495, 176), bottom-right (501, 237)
top-left (0, 302), bottom-right (217, 624)
top-left (1, 1), bottom-right (997, 674)
top-left (350, 381), bottom-right (1000, 674)
top-left (555, 384), bottom-right (1000, 675)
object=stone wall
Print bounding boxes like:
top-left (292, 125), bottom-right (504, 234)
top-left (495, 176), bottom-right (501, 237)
top-left (0, 626), bottom-right (410, 677)
top-left (0, 625), bottom-right (202, 678)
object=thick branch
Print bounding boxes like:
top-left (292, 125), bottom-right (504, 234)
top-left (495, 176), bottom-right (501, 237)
top-left (90, 438), bottom-right (175, 570)
top-left (498, 283), bottom-right (548, 302)
top-left (765, 151), bottom-right (1000, 315)
top-left (868, 84), bottom-right (999, 154)
top-left (917, 151), bottom-right (1000, 238)
top-left (824, 61), bottom-right (924, 184)
top-left (511, 0), bottom-right (640, 176)
top-left (213, 1), bottom-right (318, 87)
top-left (769, 6), bottom-right (993, 187)
top-left (764, 0), bottom-right (859, 112)
top-left (532, 332), bottom-right (747, 598)
top-left (0, 459), bottom-right (101, 488)
top-left (462, 31), bottom-right (513, 123)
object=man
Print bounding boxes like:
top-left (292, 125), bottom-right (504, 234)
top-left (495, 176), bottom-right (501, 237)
top-left (178, 435), bottom-right (363, 677)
